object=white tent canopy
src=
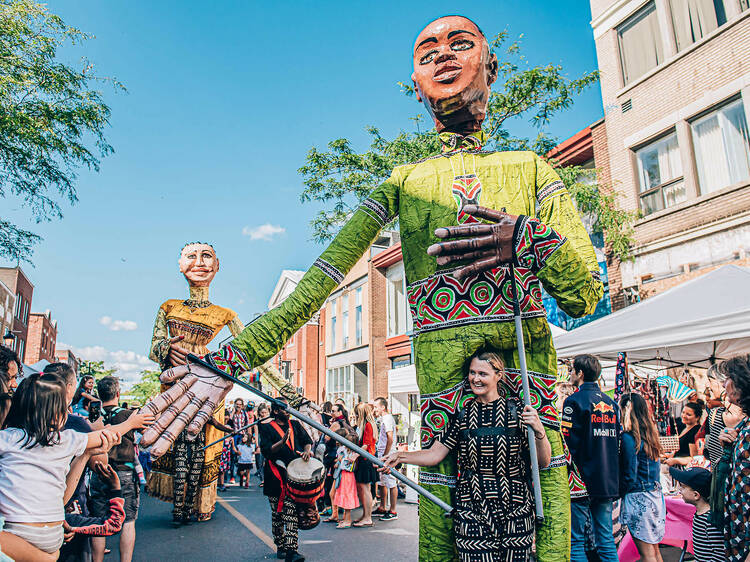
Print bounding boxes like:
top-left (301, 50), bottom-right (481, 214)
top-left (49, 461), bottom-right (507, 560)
top-left (553, 265), bottom-right (750, 368)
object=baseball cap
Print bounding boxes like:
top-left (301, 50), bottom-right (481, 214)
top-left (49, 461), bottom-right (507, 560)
top-left (669, 467), bottom-right (712, 498)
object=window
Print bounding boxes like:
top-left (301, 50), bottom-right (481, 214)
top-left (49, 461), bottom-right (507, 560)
top-left (330, 299), bottom-right (337, 353)
top-left (342, 294), bottom-right (349, 349)
top-left (691, 98), bottom-right (750, 194)
top-left (618, 2), bottom-right (664, 84)
top-left (742, 0), bottom-right (749, 11)
top-left (387, 272), bottom-right (407, 337)
top-left (355, 288), bottom-right (362, 346)
top-left (14, 295), bottom-right (22, 320)
top-left (671, 0), bottom-right (727, 51)
top-left (326, 365), bottom-right (352, 396)
top-left (635, 132), bottom-right (685, 214)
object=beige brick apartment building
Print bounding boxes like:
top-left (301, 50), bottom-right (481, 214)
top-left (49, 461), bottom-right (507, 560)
top-left (590, 0), bottom-right (750, 307)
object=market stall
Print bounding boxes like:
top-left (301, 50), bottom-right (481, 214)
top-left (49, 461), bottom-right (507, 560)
top-left (553, 265), bottom-right (750, 367)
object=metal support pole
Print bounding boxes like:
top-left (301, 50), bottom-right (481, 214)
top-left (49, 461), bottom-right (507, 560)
top-left (509, 264), bottom-right (545, 523)
top-left (200, 417), bottom-right (271, 451)
top-left (187, 354), bottom-right (453, 516)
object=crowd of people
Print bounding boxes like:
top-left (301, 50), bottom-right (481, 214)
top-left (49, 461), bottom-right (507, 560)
top-left (0, 345), bottom-right (152, 562)
top-left (555, 353), bottom-right (750, 562)
top-left (2, 337), bottom-right (750, 562)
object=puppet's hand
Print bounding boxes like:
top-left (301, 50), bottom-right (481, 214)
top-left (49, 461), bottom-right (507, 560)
top-left (140, 363), bottom-right (233, 457)
top-left (427, 205), bottom-right (519, 280)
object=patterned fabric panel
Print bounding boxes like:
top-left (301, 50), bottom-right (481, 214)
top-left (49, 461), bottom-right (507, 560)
top-left (724, 419), bottom-right (750, 562)
top-left (513, 216), bottom-right (567, 273)
top-left (418, 471), bottom-right (457, 488)
top-left (167, 318), bottom-right (215, 341)
top-left (536, 180), bottom-right (566, 206)
top-left (207, 343), bottom-right (252, 377)
top-left (420, 380), bottom-right (472, 447)
top-left (407, 265), bottom-right (547, 334)
top-left (312, 258), bottom-right (344, 285)
top-left (503, 368), bottom-right (560, 427)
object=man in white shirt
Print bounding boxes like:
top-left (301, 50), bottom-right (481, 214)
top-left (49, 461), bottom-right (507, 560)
top-left (373, 397), bottom-right (398, 520)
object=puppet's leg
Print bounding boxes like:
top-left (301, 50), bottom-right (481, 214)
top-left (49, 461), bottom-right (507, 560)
top-left (414, 325), bottom-right (570, 562)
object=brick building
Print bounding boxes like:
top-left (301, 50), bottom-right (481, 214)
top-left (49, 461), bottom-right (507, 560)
top-left (589, 1), bottom-right (750, 308)
top-left (54, 348), bottom-right (80, 374)
top-left (25, 310), bottom-right (57, 365)
top-left (0, 267), bottom-right (34, 361)
top-left (0, 278), bottom-right (15, 347)
top-left (267, 270), bottom-right (326, 403)
top-left (323, 232), bottom-right (396, 408)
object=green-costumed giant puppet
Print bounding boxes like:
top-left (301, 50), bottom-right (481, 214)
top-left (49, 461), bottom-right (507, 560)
top-left (141, 15), bottom-right (603, 561)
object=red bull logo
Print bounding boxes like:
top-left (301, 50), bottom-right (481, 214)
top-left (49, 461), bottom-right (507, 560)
top-left (592, 401), bottom-right (614, 414)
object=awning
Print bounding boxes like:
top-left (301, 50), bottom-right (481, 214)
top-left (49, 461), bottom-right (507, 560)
top-left (388, 365), bottom-right (418, 394)
top-left (554, 265), bottom-right (750, 368)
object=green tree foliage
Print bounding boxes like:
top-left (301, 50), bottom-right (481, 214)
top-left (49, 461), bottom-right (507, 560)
top-left (0, 0), bottom-right (120, 262)
top-left (126, 369), bottom-right (161, 405)
top-left (299, 31), bottom-right (638, 261)
top-left (78, 359), bottom-right (116, 381)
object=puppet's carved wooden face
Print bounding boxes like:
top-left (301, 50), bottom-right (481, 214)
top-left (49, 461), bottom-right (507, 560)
top-left (411, 16), bottom-right (498, 132)
top-left (179, 243), bottom-right (219, 287)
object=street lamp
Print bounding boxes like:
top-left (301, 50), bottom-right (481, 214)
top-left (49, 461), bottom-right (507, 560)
top-left (3, 329), bottom-right (19, 347)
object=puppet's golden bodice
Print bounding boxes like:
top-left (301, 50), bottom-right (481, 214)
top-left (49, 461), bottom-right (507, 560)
top-left (161, 300), bottom-right (236, 356)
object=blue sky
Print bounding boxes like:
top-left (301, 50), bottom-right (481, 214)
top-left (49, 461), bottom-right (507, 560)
top-left (1, 1), bottom-right (603, 384)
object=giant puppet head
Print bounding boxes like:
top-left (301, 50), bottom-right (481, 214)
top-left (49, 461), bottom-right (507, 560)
top-left (412, 15), bottom-right (498, 133)
top-left (178, 242), bottom-right (219, 287)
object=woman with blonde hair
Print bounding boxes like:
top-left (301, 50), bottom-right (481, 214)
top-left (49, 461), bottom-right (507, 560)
top-left (619, 392), bottom-right (665, 562)
top-left (351, 402), bottom-right (378, 527)
top-left (382, 350), bottom-right (550, 560)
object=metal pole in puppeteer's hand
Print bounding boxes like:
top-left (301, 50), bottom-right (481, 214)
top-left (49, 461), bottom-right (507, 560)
top-left (508, 264), bottom-right (544, 523)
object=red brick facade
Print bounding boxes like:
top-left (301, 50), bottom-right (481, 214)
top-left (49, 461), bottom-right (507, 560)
top-left (0, 267), bottom-right (34, 361)
top-left (25, 311), bottom-right (57, 365)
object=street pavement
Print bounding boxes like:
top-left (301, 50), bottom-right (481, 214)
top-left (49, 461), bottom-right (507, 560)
top-left (105, 480), bottom-right (419, 561)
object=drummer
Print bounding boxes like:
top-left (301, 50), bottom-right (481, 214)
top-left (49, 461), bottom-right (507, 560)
top-left (259, 397), bottom-right (313, 562)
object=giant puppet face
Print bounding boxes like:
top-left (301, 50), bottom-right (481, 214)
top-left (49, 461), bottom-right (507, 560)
top-left (411, 16), bottom-right (498, 133)
top-left (179, 243), bottom-right (219, 287)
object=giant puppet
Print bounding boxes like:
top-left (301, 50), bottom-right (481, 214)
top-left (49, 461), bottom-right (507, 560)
top-left (147, 242), bottom-right (244, 522)
top-left (141, 16), bottom-right (602, 560)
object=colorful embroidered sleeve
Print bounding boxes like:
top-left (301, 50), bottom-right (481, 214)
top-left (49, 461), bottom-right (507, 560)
top-left (514, 154), bottom-right (604, 318)
top-left (148, 304), bottom-right (170, 369)
top-left (206, 175), bottom-right (401, 376)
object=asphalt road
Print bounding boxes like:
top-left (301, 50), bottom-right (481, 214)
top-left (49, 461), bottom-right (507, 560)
top-left (105, 481), bottom-right (419, 561)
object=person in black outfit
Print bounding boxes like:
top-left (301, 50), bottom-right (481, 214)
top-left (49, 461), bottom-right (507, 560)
top-left (562, 354), bottom-right (621, 562)
top-left (259, 397), bottom-right (312, 562)
top-left (665, 401), bottom-right (703, 468)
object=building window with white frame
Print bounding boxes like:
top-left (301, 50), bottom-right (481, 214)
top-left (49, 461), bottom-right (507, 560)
top-left (387, 267), bottom-right (407, 338)
top-left (635, 132), bottom-right (686, 215)
top-left (670, 0), bottom-right (727, 51)
top-left (742, 0), bottom-right (749, 11)
top-left (618, 2), bottom-right (664, 85)
top-left (342, 293), bottom-right (349, 349)
top-left (691, 98), bottom-right (750, 195)
top-left (330, 299), bottom-right (337, 353)
top-left (355, 287), bottom-right (362, 346)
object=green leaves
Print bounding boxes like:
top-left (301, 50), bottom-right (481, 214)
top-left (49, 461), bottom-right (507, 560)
top-left (126, 369), bottom-right (162, 405)
top-left (299, 30), bottom-right (636, 260)
top-left (0, 0), bottom-right (120, 262)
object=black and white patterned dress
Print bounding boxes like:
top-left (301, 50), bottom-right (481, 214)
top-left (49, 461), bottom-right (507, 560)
top-left (439, 397), bottom-right (534, 561)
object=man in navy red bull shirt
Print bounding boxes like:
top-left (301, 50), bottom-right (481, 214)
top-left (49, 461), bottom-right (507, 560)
top-left (562, 354), bottom-right (621, 562)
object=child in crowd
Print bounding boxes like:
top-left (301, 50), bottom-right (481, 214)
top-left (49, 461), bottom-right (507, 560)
top-left (0, 374), bottom-right (153, 556)
top-left (669, 467), bottom-right (724, 562)
top-left (334, 429), bottom-right (359, 529)
top-left (218, 420), bottom-right (237, 492)
top-left (237, 434), bottom-right (256, 488)
top-left (63, 462), bottom-right (125, 542)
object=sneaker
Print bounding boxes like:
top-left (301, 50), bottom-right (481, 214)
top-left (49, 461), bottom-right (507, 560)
top-left (230, 478), bottom-right (236, 484)
top-left (372, 508), bottom-right (388, 517)
top-left (380, 511), bottom-right (398, 521)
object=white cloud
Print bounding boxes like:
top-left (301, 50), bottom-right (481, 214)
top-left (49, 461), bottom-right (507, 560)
top-left (99, 316), bottom-right (138, 331)
top-left (71, 345), bottom-right (156, 386)
top-left (242, 223), bottom-right (286, 241)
